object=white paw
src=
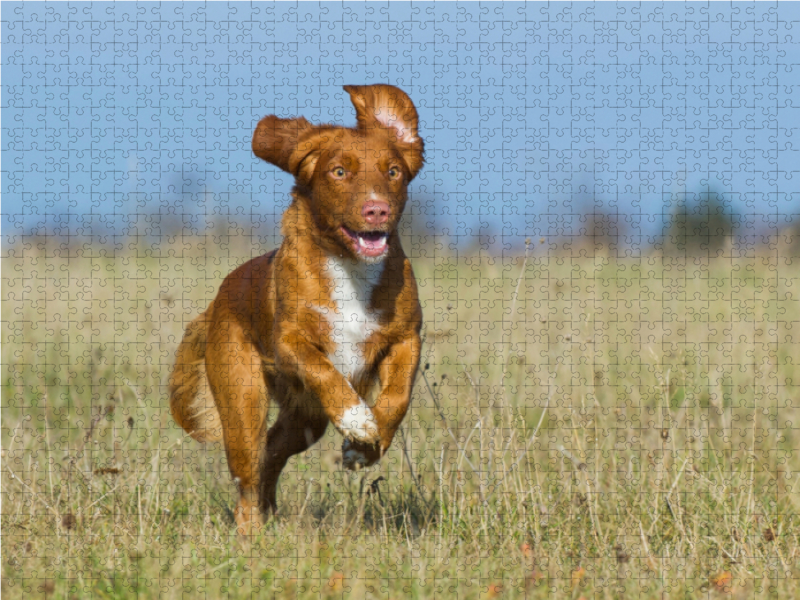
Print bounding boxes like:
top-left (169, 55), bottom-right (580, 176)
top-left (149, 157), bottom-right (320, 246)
top-left (337, 401), bottom-right (379, 443)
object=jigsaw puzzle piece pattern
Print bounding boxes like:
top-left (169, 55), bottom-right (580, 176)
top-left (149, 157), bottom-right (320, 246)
top-left (3, 2), bottom-right (799, 598)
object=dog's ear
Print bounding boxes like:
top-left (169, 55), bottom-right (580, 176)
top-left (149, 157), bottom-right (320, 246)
top-left (252, 115), bottom-right (318, 177)
top-left (344, 84), bottom-right (425, 180)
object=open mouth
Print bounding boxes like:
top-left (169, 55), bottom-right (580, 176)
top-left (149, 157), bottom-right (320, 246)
top-left (340, 226), bottom-right (389, 258)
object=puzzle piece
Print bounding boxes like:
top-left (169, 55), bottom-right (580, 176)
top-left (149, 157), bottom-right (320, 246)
top-left (3, 3), bottom-right (799, 598)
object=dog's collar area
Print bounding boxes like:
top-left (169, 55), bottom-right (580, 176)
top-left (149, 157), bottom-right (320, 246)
top-left (340, 226), bottom-right (389, 258)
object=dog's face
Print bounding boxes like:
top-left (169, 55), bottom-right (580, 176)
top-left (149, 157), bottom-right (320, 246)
top-left (311, 129), bottom-right (411, 262)
top-left (252, 85), bottom-right (424, 263)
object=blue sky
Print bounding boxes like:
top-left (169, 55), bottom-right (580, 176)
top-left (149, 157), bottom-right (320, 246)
top-left (3, 2), bottom-right (799, 250)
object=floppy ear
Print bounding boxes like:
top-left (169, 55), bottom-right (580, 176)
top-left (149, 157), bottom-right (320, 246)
top-left (343, 84), bottom-right (425, 180)
top-left (252, 115), bottom-right (316, 176)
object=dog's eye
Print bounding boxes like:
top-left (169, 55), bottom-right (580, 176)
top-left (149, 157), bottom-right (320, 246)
top-left (388, 167), bottom-right (401, 180)
top-left (330, 167), bottom-right (346, 179)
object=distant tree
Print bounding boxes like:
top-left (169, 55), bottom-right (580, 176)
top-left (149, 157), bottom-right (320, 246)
top-left (662, 187), bottom-right (737, 255)
top-left (581, 208), bottom-right (623, 251)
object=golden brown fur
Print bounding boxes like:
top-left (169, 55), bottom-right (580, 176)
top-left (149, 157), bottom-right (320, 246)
top-left (169, 84), bottom-right (424, 534)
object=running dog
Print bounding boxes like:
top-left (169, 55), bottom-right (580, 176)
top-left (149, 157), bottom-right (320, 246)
top-left (169, 84), bottom-right (424, 534)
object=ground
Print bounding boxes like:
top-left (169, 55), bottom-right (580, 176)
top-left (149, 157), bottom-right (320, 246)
top-left (3, 233), bottom-right (798, 599)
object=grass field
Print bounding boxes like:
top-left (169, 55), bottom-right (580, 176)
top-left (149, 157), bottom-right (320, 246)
top-left (3, 230), bottom-right (799, 598)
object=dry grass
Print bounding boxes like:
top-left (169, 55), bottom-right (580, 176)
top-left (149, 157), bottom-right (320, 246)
top-left (3, 230), bottom-right (799, 598)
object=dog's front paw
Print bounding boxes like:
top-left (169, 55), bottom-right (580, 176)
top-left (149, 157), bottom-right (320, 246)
top-left (342, 438), bottom-right (382, 471)
top-left (337, 401), bottom-right (379, 444)
top-left (342, 438), bottom-right (369, 470)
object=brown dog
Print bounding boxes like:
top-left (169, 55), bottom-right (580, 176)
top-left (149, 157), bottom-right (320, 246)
top-left (168, 84), bottom-right (424, 534)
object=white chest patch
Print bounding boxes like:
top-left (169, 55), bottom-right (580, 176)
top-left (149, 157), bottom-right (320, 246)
top-left (322, 257), bottom-right (383, 379)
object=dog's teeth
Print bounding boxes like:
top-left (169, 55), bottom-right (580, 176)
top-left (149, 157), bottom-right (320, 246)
top-left (354, 232), bottom-right (388, 257)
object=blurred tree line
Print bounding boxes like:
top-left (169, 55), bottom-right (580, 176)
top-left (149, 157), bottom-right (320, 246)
top-left (660, 187), bottom-right (738, 255)
top-left (110, 163), bottom-right (787, 257)
top-left (574, 186), bottom-right (742, 257)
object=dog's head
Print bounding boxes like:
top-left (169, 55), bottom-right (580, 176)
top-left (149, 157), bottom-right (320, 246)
top-left (252, 84), bottom-right (424, 263)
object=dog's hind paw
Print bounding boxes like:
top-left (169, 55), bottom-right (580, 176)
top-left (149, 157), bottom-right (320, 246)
top-left (337, 401), bottom-right (379, 443)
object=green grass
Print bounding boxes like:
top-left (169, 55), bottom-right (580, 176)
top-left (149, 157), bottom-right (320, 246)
top-left (3, 231), bottom-right (799, 598)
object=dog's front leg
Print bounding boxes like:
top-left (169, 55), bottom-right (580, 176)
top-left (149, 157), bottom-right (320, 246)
top-left (275, 330), bottom-right (380, 444)
top-left (342, 334), bottom-right (421, 470)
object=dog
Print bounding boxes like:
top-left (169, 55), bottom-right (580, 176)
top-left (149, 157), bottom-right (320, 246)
top-left (168, 84), bottom-right (424, 534)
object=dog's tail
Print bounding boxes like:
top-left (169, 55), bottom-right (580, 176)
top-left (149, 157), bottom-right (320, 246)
top-left (168, 308), bottom-right (223, 443)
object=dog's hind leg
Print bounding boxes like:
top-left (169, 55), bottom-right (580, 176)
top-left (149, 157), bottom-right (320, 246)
top-left (259, 408), bottom-right (328, 514)
top-left (204, 319), bottom-right (269, 536)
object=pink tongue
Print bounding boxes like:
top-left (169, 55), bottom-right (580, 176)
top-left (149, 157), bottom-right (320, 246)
top-left (359, 232), bottom-right (385, 251)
